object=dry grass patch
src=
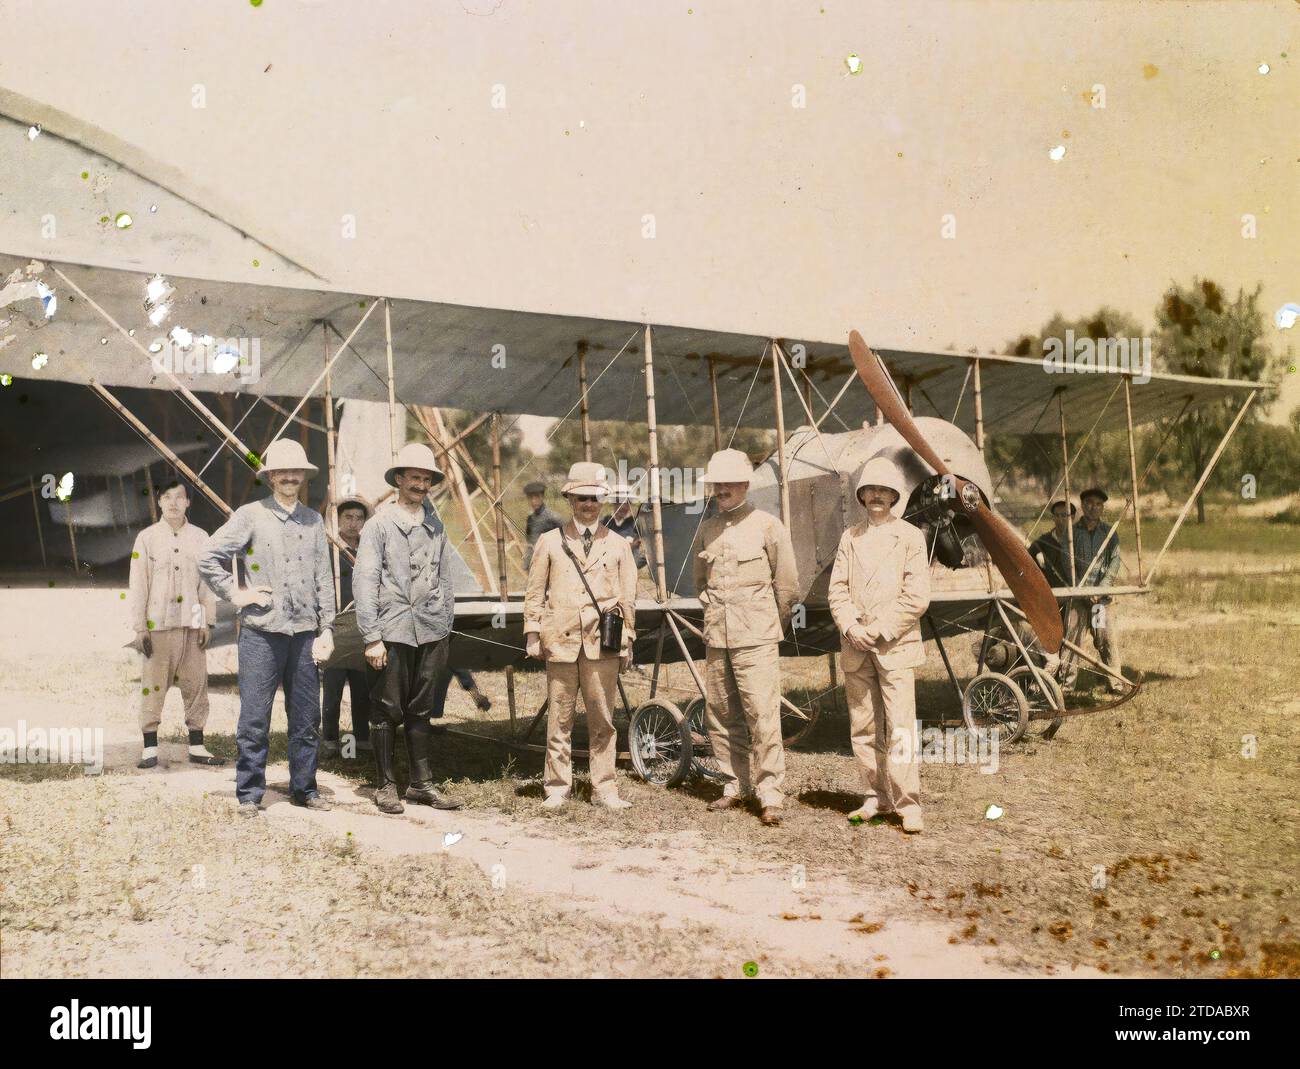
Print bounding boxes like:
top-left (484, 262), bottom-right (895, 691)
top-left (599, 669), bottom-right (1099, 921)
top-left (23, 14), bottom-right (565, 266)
top-left (0, 776), bottom-right (797, 978)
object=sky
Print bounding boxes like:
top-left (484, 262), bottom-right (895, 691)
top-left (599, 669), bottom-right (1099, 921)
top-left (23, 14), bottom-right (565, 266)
top-left (2, 0), bottom-right (1296, 434)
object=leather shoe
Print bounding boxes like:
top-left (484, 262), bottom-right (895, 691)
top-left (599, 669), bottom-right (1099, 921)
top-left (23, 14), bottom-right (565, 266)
top-left (759, 807), bottom-right (782, 827)
top-left (405, 783), bottom-right (463, 810)
top-left (707, 796), bottom-right (742, 813)
top-left (374, 783), bottom-right (404, 814)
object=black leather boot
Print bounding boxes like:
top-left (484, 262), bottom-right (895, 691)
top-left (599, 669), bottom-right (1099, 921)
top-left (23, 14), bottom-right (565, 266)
top-left (403, 714), bottom-right (463, 810)
top-left (371, 722), bottom-right (403, 814)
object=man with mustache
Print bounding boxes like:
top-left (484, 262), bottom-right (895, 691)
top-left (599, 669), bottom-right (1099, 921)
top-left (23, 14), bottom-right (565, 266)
top-left (693, 449), bottom-right (798, 828)
top-left (198, 439), bottom-right (337, 817)
top-left (828, 457), bottom-right (931, 833)
top-left (353, 443), bottom-right (463, 814)
top-left (523, 462), bottom-right (637, 810)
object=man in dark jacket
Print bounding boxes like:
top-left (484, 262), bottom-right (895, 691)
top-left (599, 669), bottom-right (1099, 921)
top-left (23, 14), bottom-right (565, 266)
top-left (524, 480), bottom-right (563, 568)
top-left (1030, 500), bottom-right (1084, 588)
top-left (321, 494), bottom-right (372, 757)
top-left (1071, 487), bottom-right (1124, 693)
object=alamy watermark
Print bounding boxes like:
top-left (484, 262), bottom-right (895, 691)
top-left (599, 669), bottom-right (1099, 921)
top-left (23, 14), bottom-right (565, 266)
top-left (607, 460), bottom-right (708, 513)
top-left (0, 720), bottom-right (104, 774)
top-left (50, 1000), bottom-right (151, 1048)
top-left (893, 725), bottom-right (1001, 774)
top-left (149, 333), bottom-right (261, 384)
top-left (1042, 329), bottom-right (1151, 385)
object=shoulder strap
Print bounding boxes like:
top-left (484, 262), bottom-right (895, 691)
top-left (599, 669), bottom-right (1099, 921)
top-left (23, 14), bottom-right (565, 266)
top-left (559, 535), bottom-right (615, 617)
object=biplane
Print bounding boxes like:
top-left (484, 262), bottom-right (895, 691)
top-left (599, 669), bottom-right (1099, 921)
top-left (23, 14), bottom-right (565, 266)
top-left (0, 250), bottom-right (1265, 781)
top-left (0, 101), bottom-right (1268, 787)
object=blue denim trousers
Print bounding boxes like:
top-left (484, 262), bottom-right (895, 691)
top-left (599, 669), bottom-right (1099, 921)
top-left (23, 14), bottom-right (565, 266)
top-left (236, 627), bottom-right (320, 804)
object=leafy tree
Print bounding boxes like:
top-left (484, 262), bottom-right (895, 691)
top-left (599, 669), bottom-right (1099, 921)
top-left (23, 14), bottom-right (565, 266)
top-left (994, 307), bottom-right (1148, 498)
top-left (1153, 280), bottom-right (1279, 522)
top-left (1227, 419), bottom-right (1300, 502)
top-left (404, 407), bottom-right (526, 495)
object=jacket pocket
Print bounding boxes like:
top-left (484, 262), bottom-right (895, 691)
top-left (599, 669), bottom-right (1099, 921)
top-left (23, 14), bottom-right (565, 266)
top-left (736, 549), bottom-right (770, 586)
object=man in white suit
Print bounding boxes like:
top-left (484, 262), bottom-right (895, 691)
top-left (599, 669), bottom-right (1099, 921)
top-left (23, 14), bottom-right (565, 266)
top-left (523, 462), bottom-right (637, 810)
top-left (827, 457), bottom-right (931, 833)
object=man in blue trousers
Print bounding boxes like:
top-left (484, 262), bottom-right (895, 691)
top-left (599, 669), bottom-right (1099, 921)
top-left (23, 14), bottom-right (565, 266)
top-left (199, 439), bottom-right (337, 817)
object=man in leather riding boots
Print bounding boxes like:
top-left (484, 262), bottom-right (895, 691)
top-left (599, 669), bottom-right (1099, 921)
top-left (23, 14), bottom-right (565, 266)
top-left (353, 443), bottom-right (463, 814)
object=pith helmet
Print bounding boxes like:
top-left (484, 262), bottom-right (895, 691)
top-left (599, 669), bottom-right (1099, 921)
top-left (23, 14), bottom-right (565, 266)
top-left (260, 438), bottom-right (318, 475)
top-left (385, 442), bottom-right (445, 488)
top-left (701, 448), bottom-right (753, 485)
top-left (561, 461), bottom-right (610, 497)
top-left (856, 456), bottom-right (908, 508)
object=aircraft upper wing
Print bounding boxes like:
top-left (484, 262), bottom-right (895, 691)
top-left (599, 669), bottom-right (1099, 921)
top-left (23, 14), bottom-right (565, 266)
top-left (0, 253), bottom-right (1265, 438)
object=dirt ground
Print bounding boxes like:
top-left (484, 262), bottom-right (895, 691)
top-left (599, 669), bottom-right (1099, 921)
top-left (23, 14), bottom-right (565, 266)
top-left (1, 515), bottom-right (1296, 978)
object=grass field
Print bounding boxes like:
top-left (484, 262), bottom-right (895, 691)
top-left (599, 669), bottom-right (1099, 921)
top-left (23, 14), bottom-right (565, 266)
top-left (219, 514), bottom-right (1300, 977)
top-left (0, 775), bottom-right (765, 978)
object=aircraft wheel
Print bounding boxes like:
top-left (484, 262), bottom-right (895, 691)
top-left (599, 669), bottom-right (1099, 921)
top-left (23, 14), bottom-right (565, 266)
top-left (962, 671), bottom-right (1028, 745)
top-left (629, 699), bottom-right (693, 787)
top-left (682, 697), bottom-right (726, 782)
top-left (780, 699), bottom-right (820, 748)
top-left (1009, 665), bottom-right (1065, 740)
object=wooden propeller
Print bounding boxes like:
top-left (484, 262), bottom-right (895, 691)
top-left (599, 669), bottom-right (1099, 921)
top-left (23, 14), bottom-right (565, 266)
top-left (848, 330), bottom-right (1064, 655)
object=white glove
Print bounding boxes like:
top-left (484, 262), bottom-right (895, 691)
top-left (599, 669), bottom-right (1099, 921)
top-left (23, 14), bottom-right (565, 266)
top-left (311, 631), bottom-right (334, 664)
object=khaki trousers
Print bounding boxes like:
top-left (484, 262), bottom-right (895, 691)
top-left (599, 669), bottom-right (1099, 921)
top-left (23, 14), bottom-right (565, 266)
top-left (544, 652), bottom-right (620, 800)
top-left (704, 644), bottom-right (785, 809)
top-left (140, 628), bottom-right (210, 733)
top-left (843, 653), bottom-right (921, 819)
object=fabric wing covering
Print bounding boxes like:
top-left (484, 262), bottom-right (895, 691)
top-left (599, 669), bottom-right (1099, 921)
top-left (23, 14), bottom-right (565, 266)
top-left (0, 255), bottom-right (1259, 436)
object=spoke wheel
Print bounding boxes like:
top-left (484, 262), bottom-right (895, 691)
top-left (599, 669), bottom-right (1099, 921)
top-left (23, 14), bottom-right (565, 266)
top-left (1009, 665), bottom-right (1065, 741)
top-left (683, 697), bottom-right (726, 782)
top-left (780, 698), bottom-right (819, 748)
top-left (628, 699), bottom-right (692, 787)
top-left (962, 671), bottom-right (1028, 745)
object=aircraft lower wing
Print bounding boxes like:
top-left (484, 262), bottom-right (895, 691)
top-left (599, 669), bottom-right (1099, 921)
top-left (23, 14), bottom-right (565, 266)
top-left (317, 585), bottom-right (1148, 673)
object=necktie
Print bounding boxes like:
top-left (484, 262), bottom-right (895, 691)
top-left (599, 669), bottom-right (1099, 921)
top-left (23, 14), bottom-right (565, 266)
top-left (582, 527), bottom-right (593, 556)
